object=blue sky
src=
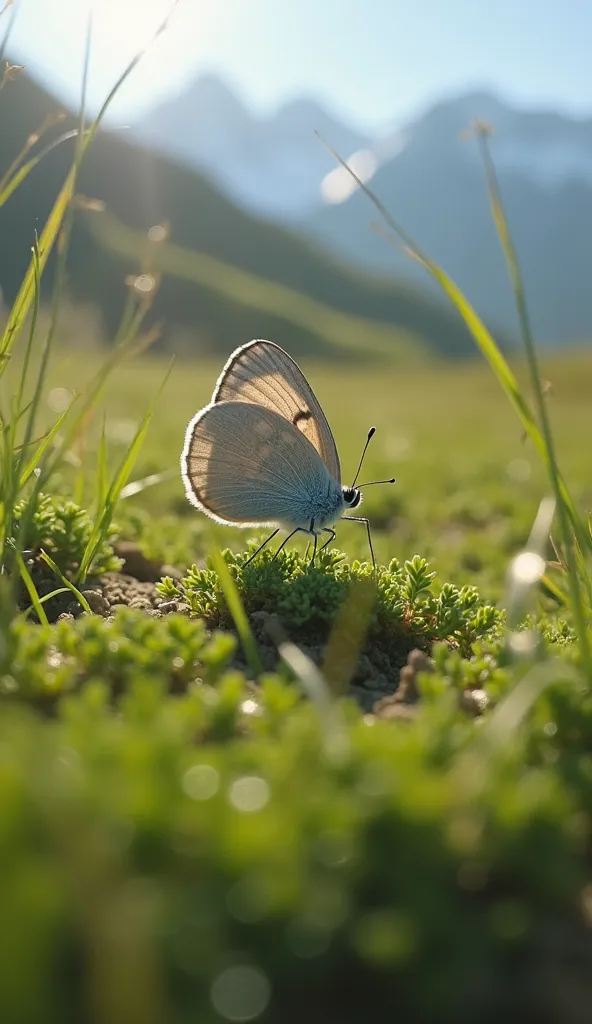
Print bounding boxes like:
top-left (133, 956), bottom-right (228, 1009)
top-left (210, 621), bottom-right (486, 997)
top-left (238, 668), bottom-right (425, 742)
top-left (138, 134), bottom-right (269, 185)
top-left (5, 0), bottom-right (592, 131)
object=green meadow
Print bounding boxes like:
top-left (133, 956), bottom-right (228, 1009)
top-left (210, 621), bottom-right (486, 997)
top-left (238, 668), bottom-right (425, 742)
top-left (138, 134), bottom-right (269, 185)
top-left (36, 342), bottom-right (591, 591)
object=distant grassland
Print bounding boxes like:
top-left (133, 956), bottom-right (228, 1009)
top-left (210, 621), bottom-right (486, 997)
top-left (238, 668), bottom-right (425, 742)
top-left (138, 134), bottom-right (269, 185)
top-left (91, 212), bottom-right (431, 363)
top-left (27, 342), bottom-right (592, 597)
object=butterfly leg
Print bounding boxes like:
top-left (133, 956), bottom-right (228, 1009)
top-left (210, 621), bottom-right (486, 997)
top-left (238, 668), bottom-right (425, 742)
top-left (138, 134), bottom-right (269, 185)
top-left (319, 528), bottom-right (336, 555)
top-left (309, 530), bottom-right (319, 568)
top-left (272, 527), bottom-right (307, 562)
top-left (244, 528), bottom-right (280, 566)
top-left (342, 516), bottom-right (376, 572)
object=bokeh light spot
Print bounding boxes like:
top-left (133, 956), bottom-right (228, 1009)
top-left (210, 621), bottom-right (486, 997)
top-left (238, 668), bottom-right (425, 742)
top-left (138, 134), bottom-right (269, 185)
top-left (229, 776), bottom-right (270, 813)
top-left (210, 965), bottom-right (271, 1021)
top-left (511, 551), bottom-right (545, 586)
top-left (183, 764), bottom-right (219, 801)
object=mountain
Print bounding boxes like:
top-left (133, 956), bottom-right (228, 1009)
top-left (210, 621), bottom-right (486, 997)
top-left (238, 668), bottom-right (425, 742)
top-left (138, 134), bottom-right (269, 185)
top-left (0, 70), bottom-right (476, 362)
top-left (134, 74), bottom-right (370, 222)
top-left (133, 76), bottom-right (592, 345)
top-left (309, 90), bottom-right (592, 344)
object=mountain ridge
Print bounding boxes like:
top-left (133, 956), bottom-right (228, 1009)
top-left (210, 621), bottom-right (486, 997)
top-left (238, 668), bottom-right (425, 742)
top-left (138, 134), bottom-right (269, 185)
top-left (0, 69), bottom-right (476, 361)
top-left (135, 73), bottom-right (370, 221)
top-left (131, 76), bottom-right (592, 344)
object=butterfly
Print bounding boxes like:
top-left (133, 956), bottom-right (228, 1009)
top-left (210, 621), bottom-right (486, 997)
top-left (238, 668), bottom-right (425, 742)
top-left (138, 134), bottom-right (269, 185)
top-left (181, 339), bottom-right (395, 568)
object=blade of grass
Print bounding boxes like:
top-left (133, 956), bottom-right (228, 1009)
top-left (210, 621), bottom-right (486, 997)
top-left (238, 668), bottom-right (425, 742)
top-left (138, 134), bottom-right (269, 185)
top-left (19, 12), bottom-right (95, 476)
top-left (454, 657), bottom-right (580, 801)
top-left (20, 588), bottom-right (70, 621)
top-left (12, 242), bottom-right (44, 477)
top-left (320, 145), bottom-right (562, 450)
top-left (322, 575), bottom-right (376, 695)
top-left (1, 243), bottom-right (43, 576)
top-left (119, 467), bottom-right (177, 500)
top-left (320, 137), bottom-right (591, 571)
top-left (541, 574), bottom-right (569, 607)
top-left (474, 126), bottom-right (591, 669)
top-left (0, 1), bottom-right (180, 378)
top-left (43, 333), bottom-right (144, 482)
top-left (0, 2), bottom-right (16, 71)
top-left (18, 404), bottom-right (73, 489)
top-left (210, 547), bottom-right (262, 677)
top-left (0, 168), bottom-right (75, 373)
top-left (0, 128), bottom-right (83, 209)
top-left (39, 550), bottom-right (92, 614)
top-left (14, 239), bottom-right (41, 411)
top-left (95, 414), bottom-right (109, 510)
top-left (408, 254), bottom-right (592, 566)
top-left (0, 112), bottom-right (65, 197)
top-left (76, 359), bottom-right (174, 582)
top-left (279, 638), bottom-right (349, 762)
top-left (0, 2), bottom-right (181, 596)
top-left (15, 551), bottom-right (49, 625)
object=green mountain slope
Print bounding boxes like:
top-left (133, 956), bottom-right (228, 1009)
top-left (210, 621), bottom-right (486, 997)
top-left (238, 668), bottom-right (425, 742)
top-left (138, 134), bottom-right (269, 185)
top-left (0, 70), bottom-right (475, 360)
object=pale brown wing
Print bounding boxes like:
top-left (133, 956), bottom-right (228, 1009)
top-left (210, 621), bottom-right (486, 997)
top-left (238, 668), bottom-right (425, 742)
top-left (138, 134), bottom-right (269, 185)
top-left (213, 340), bottom-right (341, 483)
top-left (181, 400), bottom-right (334, 528)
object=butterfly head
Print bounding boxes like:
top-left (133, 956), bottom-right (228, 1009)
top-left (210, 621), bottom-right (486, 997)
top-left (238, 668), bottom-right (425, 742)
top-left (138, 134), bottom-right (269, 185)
top-left (342, 485), bottom-right (362, 509)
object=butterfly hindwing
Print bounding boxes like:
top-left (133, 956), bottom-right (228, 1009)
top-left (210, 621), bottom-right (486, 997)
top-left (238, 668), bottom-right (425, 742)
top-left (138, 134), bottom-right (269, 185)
top-left (182, 400), bottom-right (335, 528)
top-left (213, 340), bottom-right (342, 483)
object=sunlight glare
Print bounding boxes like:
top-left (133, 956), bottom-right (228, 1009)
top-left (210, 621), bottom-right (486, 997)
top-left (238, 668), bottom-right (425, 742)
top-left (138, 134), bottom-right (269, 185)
top-left (320, 149), bottom-right (378, 205)
top-left (88, 0), bottom-right (179, 56)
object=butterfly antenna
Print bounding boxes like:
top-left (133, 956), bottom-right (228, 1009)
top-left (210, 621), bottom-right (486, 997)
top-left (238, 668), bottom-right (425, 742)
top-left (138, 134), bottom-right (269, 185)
top-left (351, 427), bottom-right (376, 488)
top-left (357, 477), bottom-right (396, 487)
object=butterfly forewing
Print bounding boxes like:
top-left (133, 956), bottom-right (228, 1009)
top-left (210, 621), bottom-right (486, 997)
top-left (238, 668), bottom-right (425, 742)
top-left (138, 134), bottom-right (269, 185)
top-left (182, 401), bottom-right (335, 528)
top-left (213, 340), bottom-right (341, 483)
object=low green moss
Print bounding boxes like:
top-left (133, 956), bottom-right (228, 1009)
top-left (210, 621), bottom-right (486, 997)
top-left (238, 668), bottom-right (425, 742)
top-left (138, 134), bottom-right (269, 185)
top-left (158, 547), bottom-right (501, 659)
top-left (0, 608), bottom-right (236, 704)
top-left (12, 492), bottom-right (122, 578)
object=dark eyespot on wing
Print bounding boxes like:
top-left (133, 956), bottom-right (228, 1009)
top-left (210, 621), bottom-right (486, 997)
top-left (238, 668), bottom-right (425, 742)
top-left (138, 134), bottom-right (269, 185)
top-left (293, 408), bottom-right (312, 432)
top-left (211, 341), bottom-right (342, 483)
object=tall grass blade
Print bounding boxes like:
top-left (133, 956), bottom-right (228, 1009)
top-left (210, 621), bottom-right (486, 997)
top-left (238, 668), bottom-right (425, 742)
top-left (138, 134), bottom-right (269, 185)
top-left (321, 139), bottom-right (592, 566)
top-left (210, 547), bottom-right (262, 677)
top-left (95, 415), bottom-right (109, 510)
top-left (0, 169), bottom-right (75, 371)
top-left (322, 576), bottom-right (376, 694)
top-left (0, 130), bottom-right (83, 210)
top-left (17, 406), bottom-right (72, 489)
top-left (276, 633), bottom-right (349, 763)
top-left (20, 588), bottom-right (70, 621)
top-left (119, 467), bottom-right (177, 500)
top-left (14, 240), bottom-right (41, 409)
top-left (0, 2), bottom-right (17, 70)
top-left (15, 551), bottom-right (49, 626)
top-left (76, 360), bottom-right (174, 582)
top-left (474, 127), bottom-right (591, 668)
top-left (39, 550), bottom-right (93, 615)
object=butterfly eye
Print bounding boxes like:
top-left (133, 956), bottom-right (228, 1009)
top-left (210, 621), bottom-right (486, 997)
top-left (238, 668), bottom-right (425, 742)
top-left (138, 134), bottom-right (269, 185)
top-left (343, 487), bottom-right (361, 508)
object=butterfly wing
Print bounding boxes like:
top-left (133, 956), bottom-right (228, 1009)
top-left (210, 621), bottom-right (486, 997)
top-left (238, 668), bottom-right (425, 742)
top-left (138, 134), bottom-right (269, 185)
top-left (213, 339), bottom-right (341, 483)
top-left (182, 400), bottom-right (335, 529)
